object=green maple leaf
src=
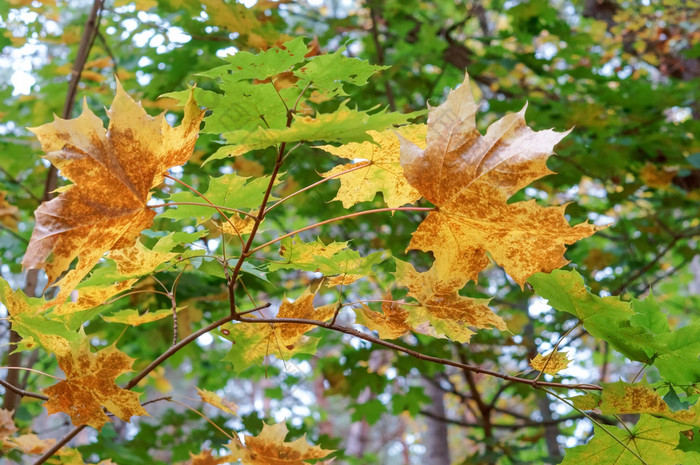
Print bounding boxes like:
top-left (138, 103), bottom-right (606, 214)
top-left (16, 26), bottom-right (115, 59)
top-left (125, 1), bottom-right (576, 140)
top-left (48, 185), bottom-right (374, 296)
top-left (158, 173), bottom-right (275, 222)
top-left (561, 415), bottom-right (700, 465)
top-left (268, 236), bottom-right (349, 272)
top-left (529, 270), bottom-right (700, 385)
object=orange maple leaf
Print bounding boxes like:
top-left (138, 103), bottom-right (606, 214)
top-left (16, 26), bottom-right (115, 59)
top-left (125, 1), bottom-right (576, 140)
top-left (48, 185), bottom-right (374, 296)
top-left (228, 421), bottom-right (333, 465)
top-left (400, 73), bottom-right (599, 287)
top-left (43, 341), bottom-right (148, 430)
top-left (23, 82), bottom-right (204, 302)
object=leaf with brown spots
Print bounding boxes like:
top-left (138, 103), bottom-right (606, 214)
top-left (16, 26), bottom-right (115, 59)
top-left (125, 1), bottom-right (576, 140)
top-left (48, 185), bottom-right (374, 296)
top-left (320, 126), bottom-right (424, 208)
top-left (43, 340), bottom-right (148, 430)
top-left (276, 288), bottom-right (336, 346)
top-left (228, 421), bottom-right (333, 465)
top-left (23, 82), bottom-right (204, 303)
top-left (399, 72), bottom-right (599, 287)
top-left (354, 294), bottom-right (412, 340)
top-left (530, 350), bottom-right (571, 375)
top-left (0, 191), bottom-right (19, 230)
top-left (394, 259), bottom-right (505, 342)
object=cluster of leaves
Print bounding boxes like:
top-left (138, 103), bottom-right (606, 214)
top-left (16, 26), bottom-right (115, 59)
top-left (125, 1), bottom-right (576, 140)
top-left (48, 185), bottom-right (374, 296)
top-left (1, 1), bottom-right (699, 464)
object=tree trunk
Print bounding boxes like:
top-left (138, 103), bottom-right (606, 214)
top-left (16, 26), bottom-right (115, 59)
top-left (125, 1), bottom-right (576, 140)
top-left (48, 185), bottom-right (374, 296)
top-left (422, 375), bottom-right (451, 465)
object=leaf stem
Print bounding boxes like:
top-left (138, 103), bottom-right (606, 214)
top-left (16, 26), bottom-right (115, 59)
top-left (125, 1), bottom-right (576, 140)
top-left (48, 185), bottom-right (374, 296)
top-left (247, 207), bottom-right (436, 256)
top-left (151, 201), bottom-right (258, 220)
top-left (264, 163), bottom-right (368, 216)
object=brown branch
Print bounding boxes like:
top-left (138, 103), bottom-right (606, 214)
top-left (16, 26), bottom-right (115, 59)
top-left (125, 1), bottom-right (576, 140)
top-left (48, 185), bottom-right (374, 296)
top-left (235, 316), bottom-right (602, 391)
top-left (368, 1), bottom-right (396, 111)
top-left (419, 409), bottom-right (591, 430)
top-left (456, 346), bottom-right (492, 438)
top-left (0, 378), bottom-right (47, 401)
top-left (33, 425), bottom-right (86, 465)
top-left (125, 303), bottom-right (269, 389)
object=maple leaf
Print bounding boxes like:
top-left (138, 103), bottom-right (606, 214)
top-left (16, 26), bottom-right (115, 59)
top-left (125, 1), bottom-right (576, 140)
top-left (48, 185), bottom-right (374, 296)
top-left (268, 236), bottom-right (349, 272)
top-left (394, 259), bottom-right (505, 342)
top-left (196, 387), bottom-right (238, 416)
top-left (276, 288), bottom-right (336, 346)
top-left (187, 449), bottom-right (232, 465)
top-left (228, 421), bottom-right (333, 465)
top-left (43, 340), bottom-right (148, 430)
top-left (320, 126), bottom-right (424, 208)
top-left (530, 350), bottom-right (571, 375)
top-left (23, 82), bottom-right (204, 302)
top-left (561, 415), bottom-right (700, 465)
top-left (0, 409), bottom-right (17, 441)
top-left (353, 294), bottom-right (412, 339)
top-left (101, 307), bottom-right (183, 326)
top-left (399, 73), bottom-right (599, 287)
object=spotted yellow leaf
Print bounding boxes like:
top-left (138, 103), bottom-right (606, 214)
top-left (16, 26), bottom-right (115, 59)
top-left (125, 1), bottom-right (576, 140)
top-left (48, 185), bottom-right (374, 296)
top-left (530, 350), bottom-right (571, 375)
top-left (23, 82), bottom-right (204, 303)
top-left (400, 72), bottom-right (599, 287)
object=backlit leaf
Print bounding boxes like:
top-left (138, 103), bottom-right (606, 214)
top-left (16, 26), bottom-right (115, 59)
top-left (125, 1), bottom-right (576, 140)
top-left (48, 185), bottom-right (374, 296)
top-left (196, 387), bottom-right (238, 416)
top-left (320, 125), bottom-right (424, 208)
top-left (530, 350), bottom-right (571, 375)
top-left (23, 83), bottom-right (204, 302)
top-left (400, 73), bottom-right (599, 287)
top-left (354, 293), bottom-right (412, 339)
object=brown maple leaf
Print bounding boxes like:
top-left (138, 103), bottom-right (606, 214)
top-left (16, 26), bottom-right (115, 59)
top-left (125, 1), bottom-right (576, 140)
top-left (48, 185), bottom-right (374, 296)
top-left (228, 421), bottom-right (333, 465)
top-left (400, 73), bottom-right (599, 287)
top-left (277, 288), bottom-right (335, 346)
top-left (43, 340), bottom-right (148, 430)
top-left (23, 82), bottom-right (204, 302)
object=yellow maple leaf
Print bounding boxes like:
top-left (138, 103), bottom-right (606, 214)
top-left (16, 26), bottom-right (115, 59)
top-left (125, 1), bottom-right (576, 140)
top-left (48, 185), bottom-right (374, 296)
top-left (187, 449), bottom-right (232, 465)
top-left (23, 82), bottom-right (204, 303)
top-left (353, 293), bottom-right (412, 339)
top-left (395, 259), bottom-right (505, 343)
top-left (639, 162), bottom-right (677, 189)
top-left (320, 126), bottom-right (424, 208)
top-left (277, 289), bottom-right (335, 346)
top-left (108, 239), bottom-right (177, 277)
top-left (43, 341), bottom-right (148, 430)
top-left (228, 422), bottom-right (333, 465)
top-left (400, 72), bottom-right (599, 287)
top-left (530, 350), bottom-right (571, 375)
top-left (196, 387), bottom-right (238, 416)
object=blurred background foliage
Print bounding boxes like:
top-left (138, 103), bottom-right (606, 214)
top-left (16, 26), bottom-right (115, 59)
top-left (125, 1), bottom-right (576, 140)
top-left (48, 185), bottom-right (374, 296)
top-left (0, 0), bottom-right (698, 464)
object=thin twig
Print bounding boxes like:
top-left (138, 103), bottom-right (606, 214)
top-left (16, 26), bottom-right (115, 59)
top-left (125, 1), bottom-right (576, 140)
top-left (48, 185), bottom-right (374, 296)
top-left (247, 207), bottom-right (436, 256)
top-left (33, 425), bottom-right (86, 465)
top-left (0, 379), bottom-right (47, 401)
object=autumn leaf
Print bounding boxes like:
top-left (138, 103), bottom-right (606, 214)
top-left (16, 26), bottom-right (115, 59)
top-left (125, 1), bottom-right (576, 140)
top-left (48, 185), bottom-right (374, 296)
top-left (101, 307), bottom-right (183, 326)
top-left (23, 82), bottom-right (204, 302)
top-left (197, 387), bottom-right (238, 416)
top-left (4, 434), bottom-right (56, 455)
top-left (320, 126), bottom-right (424, 208)
top-left (187, 449), bottom-right (232, 465)
top-left (43, 340), bottom-right (148, 430)
top-left (228, 421), bottom-right (333, 465)
top-left (0, 191), bottom-right (19, 230)
top-left (276, 288), bottom-right (336, 346)
top-left (394, 259), bottom-right (505, 342)
top-left (399, 72), bottom-right (599, 287)
top-left (268, 236), bottom-right (349, 272)
top-left (353, 296), bottom-right (412, 340)
top-left (530, 350), bottom-right (571, 375)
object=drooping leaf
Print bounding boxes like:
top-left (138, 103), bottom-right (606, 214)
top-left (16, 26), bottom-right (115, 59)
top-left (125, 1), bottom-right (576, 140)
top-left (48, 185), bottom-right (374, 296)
top-left (43, 340), bottom-right (148, 430)
top-left (353, 293), bottom-right (412, 339)
top-left (320, 126), bottom-right (424, 209)
top-left (399, 73), bottom-right (599, 287)
top-left (530, 350), bottom-right (571, 375)
top-left (561, 415), bottom-right (700, 465)
top-left (394, 259), bottom-right (505, 343)
top-left (23, 83), bottom-right (204, 302)
top-left (276, 288), bottom-right (336, 346)
top-left (227, 421), bottom-right (333, 465)
top-left (196, 387), bottom-right (238, 416)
